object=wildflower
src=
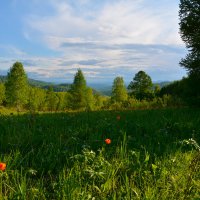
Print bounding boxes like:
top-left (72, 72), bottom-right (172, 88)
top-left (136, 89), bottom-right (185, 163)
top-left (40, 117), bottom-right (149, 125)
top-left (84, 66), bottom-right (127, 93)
top-left (0, 162), bottom-right (6, 171)
top-left (116, 115), bottom-right (120, 120)
top-left (105, 138), bottom-right (111, 144)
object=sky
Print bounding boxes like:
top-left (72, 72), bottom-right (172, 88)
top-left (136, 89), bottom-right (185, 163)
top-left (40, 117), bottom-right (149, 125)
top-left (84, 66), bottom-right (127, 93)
top-left (0, 0), bottom-right (188, 84)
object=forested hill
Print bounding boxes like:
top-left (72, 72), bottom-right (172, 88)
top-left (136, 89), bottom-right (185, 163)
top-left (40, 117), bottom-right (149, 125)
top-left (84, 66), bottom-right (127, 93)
top-left (28, 79), bottom-right (71, 92)
top-left (0, 75), bottom-right (171, 95)
top-left (0, 75), bottom-right (71, 92)
top-left (0, 75), bottom-right (100, 94)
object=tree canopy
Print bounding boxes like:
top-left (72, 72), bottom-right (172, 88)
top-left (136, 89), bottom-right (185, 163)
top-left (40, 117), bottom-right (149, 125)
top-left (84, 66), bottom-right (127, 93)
top-left (128, 71), bottom-right (153, 100)
top-left (111, 77), bottom-right (128, 102)
top-left (5, 62), bottom-right (28, 109)
top-left (70, 69), bottom-right (94, 110)
top-left (0, 83), bottom-right (5, 105)
top-left (179, 0), bottom-right (200, 105)
top-left (179, 0), bottom-right (200, 76)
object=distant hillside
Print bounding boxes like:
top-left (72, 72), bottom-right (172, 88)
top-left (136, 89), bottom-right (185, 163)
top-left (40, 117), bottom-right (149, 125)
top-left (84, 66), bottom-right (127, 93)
top-left (28, 79), bottom-right (71, 92)
top-left (89, 81), bottom-right (172, 96)
top-left (0, 75), bottom-right (100, 93)
top-left (0, 75), bottom-right (71, 92)
top-left (153, 81), bottom-right (171, 88)
top-left (0, 75), bottom-right (172, 94)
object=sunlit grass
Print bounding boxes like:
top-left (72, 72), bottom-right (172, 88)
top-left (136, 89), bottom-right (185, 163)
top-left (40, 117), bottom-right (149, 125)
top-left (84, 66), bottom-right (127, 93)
top-left (0, 108), bottom-right (200, 199)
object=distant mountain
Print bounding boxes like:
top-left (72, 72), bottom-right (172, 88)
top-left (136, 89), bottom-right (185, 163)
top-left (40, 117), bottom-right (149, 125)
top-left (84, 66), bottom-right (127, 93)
top-left (28, 79), bottom-right (71, 92)
top-left (153, 81), bottom-right (171, 88)
top-left (88, 83), bottom-right (113, 96)
top-left (0, 75), bottom-right (172, 94)
top-left (0, 75), bottom-right (71, 92)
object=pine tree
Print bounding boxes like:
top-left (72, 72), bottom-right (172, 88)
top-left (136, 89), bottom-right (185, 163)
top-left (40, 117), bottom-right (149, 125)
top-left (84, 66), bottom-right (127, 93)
top-left (111, 77), bottom-right (128, 102)
top-left (5, 62), bottom-right (28, 109)
top-left (128, 71), bottom-right (153, 100)
top-left (70, 69), bottom-right (93, 110)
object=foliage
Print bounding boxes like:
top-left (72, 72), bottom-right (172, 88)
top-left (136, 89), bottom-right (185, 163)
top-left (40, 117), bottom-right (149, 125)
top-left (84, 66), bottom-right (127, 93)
top-left (56, 92), bottom-right (69, 111)
top-left (128, 71), bottom-right (153, 100)
top-left (179, 0), bottom-right (200, 75)
top-left (70, 69), bottom-right (94, 110)
top-left (179, 0), bottom-right (200, 105)
top-left (0, 83), bottom-right (5, 105)
top-left (5, 62), bottom-right (29, 109)
top-left (27, 87), bottom-right (46, 111)
top-left (160, 77), bottom-right (200, 106)
top-left (45, 86), bottom-right (59, 111)
top-left (111, 77), bottom-right (128, 103)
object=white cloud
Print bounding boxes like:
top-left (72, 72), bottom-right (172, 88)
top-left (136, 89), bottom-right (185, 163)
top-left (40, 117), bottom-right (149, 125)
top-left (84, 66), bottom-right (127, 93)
top-left (1, 0), bottom-right (186, 83)
top-left (25, 0), bottom-right (183, 48)
top-left (0, 45), bottom-right (27, 57)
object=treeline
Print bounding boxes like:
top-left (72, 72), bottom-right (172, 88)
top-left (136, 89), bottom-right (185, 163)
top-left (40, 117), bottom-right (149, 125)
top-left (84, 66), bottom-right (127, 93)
top-left (0, 62), bottom-right (188, 112)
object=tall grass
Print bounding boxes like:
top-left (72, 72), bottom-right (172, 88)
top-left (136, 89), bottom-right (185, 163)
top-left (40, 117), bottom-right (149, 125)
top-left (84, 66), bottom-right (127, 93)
top-left (0, 108), bottom-right (199, 199)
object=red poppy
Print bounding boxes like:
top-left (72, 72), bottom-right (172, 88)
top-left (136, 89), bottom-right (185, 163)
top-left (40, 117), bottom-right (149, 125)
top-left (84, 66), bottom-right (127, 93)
top-left (105, 138), bottom-right (111, 144)
top-left (0, 163), bottom-right (6, 171)
top-left (116, 115), bottom-right (120, 120)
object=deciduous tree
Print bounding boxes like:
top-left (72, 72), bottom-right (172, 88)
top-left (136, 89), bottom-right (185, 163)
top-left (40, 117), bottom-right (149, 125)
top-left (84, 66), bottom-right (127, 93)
top-left (179, 0), bottom-right (200, 105)
top-left (111, 77), bottom-right (128, 102)
top-left (0, 83), bottom-right (5, 105)
top-left (179, 0), bottom-right (200, 76)
top-left (5, 62), bottom-right (28, 109)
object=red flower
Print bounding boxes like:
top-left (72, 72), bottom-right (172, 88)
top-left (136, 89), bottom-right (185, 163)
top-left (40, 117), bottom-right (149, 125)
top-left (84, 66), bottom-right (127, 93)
top-left (0, 163), bottom-right (6, 171)
top-left (105, 138), bottom-right (111, 144)
top-left (116, 115), bottom-right (120, 120)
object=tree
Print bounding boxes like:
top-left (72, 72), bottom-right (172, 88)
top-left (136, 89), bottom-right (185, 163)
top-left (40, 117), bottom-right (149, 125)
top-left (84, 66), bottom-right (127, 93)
top-left (5, 62), bottom-right (28, 109)
top-left (111, 77), bottom-right (128, 102)
top-left (45, 86), bottom-right (59, 111)
top-left (0, 83), bottom-right (5, 105)
top-left (128, 71), bottom-right (153, 100)
top-left (85, 87), bottom-right (95, 110)
top-left (179, 0), bottom-right (200, 75)
top-left (179, 0), bottom-right (200, 105)
top-left (70, 69), bottom-right (93, 110)
top-left (27, 87), bottom-right (46, 111)
top-left (154, 84), bottom-right (161, 97)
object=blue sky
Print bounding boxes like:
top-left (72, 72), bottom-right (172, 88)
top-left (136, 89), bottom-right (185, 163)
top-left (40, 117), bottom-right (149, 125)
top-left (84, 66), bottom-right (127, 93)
top-left (0, 0), bottom-right (187, 84)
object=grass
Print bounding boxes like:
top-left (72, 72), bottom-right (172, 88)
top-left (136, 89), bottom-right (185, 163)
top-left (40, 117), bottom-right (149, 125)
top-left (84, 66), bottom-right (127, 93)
top-left (0, 108), bottom-right (200, 199)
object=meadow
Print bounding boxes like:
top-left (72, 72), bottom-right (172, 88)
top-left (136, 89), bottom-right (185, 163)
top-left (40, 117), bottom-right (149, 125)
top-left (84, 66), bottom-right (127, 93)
top-left (0, 108), bottom-right (200, 199)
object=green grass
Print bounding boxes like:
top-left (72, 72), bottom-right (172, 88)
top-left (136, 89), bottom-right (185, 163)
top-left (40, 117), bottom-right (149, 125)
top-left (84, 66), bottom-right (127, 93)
top-left (0, 108), bottom-right (200, 199)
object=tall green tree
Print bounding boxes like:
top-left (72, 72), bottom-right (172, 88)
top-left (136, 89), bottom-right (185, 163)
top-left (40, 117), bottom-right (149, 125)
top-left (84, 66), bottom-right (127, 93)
top-left (0, 83), bottom-right (5, 105)
top-left (128, 71), bottom-right (153, 100)
top-left (179, 0), bottom-right (200, 76)
top-left (179, 0), bottom-right (200, 105)
top-left (5, 62), bottom-right (28, 109)
top-left (70, 69), bottom-right (93, 110)
top-left (111, 77), bottom-right (128, 102)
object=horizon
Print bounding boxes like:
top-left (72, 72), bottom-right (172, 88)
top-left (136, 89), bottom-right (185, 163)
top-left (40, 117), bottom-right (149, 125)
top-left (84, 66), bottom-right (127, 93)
top-left (0, 0), bottom-right (187, 84)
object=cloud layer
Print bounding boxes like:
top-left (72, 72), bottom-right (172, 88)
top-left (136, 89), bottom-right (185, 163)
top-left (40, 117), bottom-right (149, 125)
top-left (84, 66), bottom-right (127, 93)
top-left (0, 0), bottom-right (187, 83)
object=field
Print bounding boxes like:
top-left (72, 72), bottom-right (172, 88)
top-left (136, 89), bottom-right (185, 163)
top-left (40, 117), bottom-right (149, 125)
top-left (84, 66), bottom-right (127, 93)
top-left (0, 108), bottom-right (200, 199)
